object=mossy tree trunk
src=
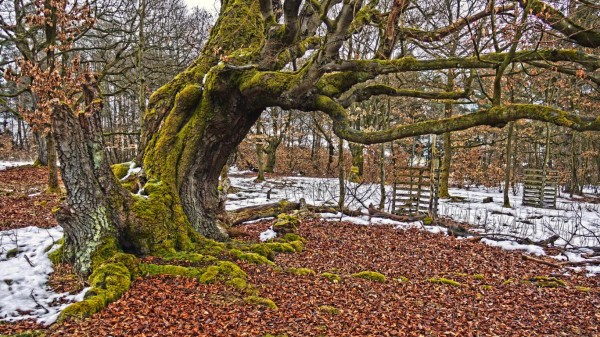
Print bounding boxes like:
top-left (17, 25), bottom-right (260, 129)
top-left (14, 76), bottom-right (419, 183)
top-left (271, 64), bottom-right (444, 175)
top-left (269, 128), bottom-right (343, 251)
top-left (439, 71), bottom-right (456, 199)
top-left (264, 138), bottom-right (281, 173)
top-left (349, 143), bottom-right (364, 181)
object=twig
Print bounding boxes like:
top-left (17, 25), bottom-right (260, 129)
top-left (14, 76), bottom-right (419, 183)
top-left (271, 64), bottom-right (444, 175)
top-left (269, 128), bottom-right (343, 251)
top-left (24, 254), bottom-right (35, 267)
top-left (30, 290), bottom-right (49, 314)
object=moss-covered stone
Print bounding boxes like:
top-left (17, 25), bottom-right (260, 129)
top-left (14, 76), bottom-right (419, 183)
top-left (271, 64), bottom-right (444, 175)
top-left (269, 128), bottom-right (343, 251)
top-left (394, 276), bottom-right (409, 283)
top-left (272, 213), bottom-right (299, 234)
top-left (482, 285), bottom-right (493, 290)
top-left (472, 274), bottom-right (485, 280)
top-left (230, 249), bottom-right (275, 266)
top-left (244, 295), bottom-right (278, 310)
top-left (352, 271), bottom-right (386, 283)
top-left (199, 261), bottom-right (248, 290)
top-left (6, 248), bottom-right (18, 259)
top-left (287, 267), bottom-right (315, 276)
top-left (318, 305), bottom-right (340, 315)
top-left (428, 277), bottom-right (461, 287)
top-left (286, 240), bottom-right (304, 252)
top-left (321, 272), bottom-right (341, 283)
top-left (280, 233), bottom-right (305, 243)
top-left (529, 276), bottom-right (567, 288)
top-left (243, 240), bottom-right (303, 261)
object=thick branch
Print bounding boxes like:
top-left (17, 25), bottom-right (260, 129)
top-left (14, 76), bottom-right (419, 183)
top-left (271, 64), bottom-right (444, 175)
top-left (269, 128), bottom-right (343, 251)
top-left (315, 95), bottom-right (600, 144)
top-left (312, 49), bottom-right (599, 99)
top-left (522, 0), bottom-right (600, 48)
top-left (324, 49), bottom-right (600, 75)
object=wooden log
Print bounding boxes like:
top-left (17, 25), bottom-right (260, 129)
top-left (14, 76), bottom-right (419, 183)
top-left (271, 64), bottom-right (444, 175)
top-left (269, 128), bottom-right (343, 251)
top-left (229, 200), bottom-right (300, 226)
top-left (367, 206), bottom-right (425, 222)
top-left (521, 254), bottom-right (563, 268)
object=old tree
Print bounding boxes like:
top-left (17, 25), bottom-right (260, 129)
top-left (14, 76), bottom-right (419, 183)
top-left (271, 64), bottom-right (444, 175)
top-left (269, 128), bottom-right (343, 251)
top-left (24, 0), bottom-right (600, 318)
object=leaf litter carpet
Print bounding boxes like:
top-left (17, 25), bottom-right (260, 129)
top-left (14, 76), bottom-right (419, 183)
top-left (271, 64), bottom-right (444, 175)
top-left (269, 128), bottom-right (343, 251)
top-left (1, 166), bottom-right (599, 336)
top-left (52, 220), bottom-right (599, 336)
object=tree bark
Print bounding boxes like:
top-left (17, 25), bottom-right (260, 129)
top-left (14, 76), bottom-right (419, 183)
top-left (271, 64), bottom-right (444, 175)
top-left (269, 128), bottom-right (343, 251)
top-left (46, 133), bottom-right (60, 193)
top-left (503, 122), bottom-right (514, 208)
top-left (52, 74), bottom-right (131, 273)
top-left (33, 131), bottom-right (48, 166)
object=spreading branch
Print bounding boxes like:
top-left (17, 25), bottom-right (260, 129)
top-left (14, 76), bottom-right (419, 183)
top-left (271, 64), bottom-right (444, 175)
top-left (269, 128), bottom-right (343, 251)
top-left (315, 96), bottom-right (600, 144)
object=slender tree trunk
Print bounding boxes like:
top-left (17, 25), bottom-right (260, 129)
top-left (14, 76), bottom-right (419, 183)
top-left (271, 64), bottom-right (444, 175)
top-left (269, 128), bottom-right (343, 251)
top-left (255, 123), bottom-right (266, 182)
top-left (439, 71), bottom-right (455, 198)
top-left (503, 122), bottom-right (514, 207)
top-left (570, 132), bottom-right (579, 197)
top-left (338, 137), bottom-right (345, 209)
top-left (34, 131), bottom-right (48, 166)
top-left (263, 138), bottom-right (281, 173)
top-left (349, 143), bottom-right (364, 182)
top-left (379, 143), bottom-right (386, 210)
top-left (46, 133), bottom-right (60, 193)
top-left (137, 0), bottom-right (146, 122)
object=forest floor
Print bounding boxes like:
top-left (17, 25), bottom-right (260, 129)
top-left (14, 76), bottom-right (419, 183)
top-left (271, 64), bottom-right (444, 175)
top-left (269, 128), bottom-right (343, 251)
top-left (1, 166), bottom-right (599, 336)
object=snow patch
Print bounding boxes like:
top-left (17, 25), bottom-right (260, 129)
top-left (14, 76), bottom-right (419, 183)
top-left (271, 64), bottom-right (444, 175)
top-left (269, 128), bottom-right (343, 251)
top-left (0, 161), bottom-right (33, 171)
top-left (480, 238), bottom-right (546, 256)
top-left (0, 226), bottom-right (89, 325)
top-left (120, 162), bottom-right (141, 181)
top-left (259, 227), bottom-right (277, 242)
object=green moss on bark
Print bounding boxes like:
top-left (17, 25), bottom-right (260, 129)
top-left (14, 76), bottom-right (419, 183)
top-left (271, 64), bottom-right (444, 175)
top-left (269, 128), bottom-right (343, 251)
top-left (129, 182), bottom-right (195, 255)
top-left (59, 238), bottom-right (138, 322)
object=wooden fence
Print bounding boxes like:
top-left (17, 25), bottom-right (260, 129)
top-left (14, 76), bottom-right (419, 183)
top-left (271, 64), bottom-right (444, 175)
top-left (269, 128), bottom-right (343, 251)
top-left (393, 166), bottom-right (439, 217)
top-left (522, 168), bottom-right (558, 209)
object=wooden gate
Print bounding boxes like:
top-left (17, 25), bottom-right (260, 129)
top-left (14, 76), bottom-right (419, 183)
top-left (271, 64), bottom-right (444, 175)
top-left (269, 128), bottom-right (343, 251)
top-left (522, 169), bottom-right (558, 209)
top-left (393, 166), bottom-right (439, 216)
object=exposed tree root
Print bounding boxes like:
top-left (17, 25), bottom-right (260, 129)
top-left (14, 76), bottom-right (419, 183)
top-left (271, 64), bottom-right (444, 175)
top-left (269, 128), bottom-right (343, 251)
top-left (55, 229), bottom-right (306, 322)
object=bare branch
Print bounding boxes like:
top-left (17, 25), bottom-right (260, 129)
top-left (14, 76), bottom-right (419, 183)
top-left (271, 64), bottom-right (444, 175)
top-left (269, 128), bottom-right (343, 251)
top-left (395, 4), bottom-right (515, 43)
top-left (338, 84), bottom-right (470, 107)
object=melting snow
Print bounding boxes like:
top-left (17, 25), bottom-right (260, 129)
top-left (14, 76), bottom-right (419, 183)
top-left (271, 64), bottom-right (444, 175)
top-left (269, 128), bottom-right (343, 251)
top-left (0, 226), bottom-right (89, 325)
top-left (259, 227), bottom-right (277, 242)
top-left (0, 161), bottom-right (33, 171)
top-left (227, 171), bottom-right (600, 274)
